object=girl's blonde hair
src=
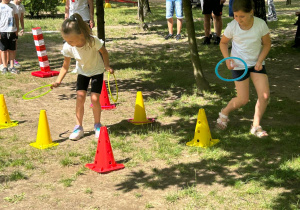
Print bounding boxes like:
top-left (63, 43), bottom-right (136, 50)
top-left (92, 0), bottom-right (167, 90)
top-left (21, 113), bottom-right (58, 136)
top-left (61, 13), bottom-right (94, 47)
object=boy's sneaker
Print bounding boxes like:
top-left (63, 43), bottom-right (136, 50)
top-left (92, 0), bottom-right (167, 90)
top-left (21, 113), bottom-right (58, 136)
top-left (8, 67), bottom-right (20, 74)
top-left (267, 17), bottom-right (278, 22)
top-left (175, 34), bottom-right (181, 41)
top-left (164, 34), bottom-right (173, 40)
top-left (14, 60), bottom-right (22, 68)
top-left (214, 37), bottom-right (221, 45)
top-left (202, 36), bottom-right (211, 45)
top-left (69, 125), bottom-right (84, 140)
top-left (94, 123), bottom-right (102, 140)
top-left (1, 67), bottom-right (8, 74)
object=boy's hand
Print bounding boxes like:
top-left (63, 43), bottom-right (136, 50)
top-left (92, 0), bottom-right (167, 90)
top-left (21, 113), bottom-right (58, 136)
top-left (50, 82), bottom-right (61, 89)
top-left (105, 66), bottom-right (114, 74)
top-left (18, 29), bottom-right (24, 36)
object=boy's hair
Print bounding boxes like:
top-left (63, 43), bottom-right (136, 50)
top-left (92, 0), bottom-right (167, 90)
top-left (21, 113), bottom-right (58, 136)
top-left (61, 13), bottom-right (94, 47)
top-left (232, 0), bottom-right (254, 13)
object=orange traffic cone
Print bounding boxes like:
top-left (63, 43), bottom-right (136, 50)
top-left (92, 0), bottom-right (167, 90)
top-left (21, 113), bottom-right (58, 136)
top-left (85, 126), bottom-right (124, 173)
top-left (128, 91), bottom-right (155, 125)
top-left (100, 80), bottom-right (116, 110)
top-left (0, 94), bottom-right (18, 129)
top-left (30, 110), bottom-right (59, 149)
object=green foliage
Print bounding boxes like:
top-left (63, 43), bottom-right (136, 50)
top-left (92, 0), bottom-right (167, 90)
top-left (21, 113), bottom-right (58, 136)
top-left (23, 0), bottom-right (61, 17)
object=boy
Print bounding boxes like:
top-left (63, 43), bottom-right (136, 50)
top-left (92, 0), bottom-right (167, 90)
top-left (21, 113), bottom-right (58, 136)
top-left (0, 0), bottom-right (19, 74)
top-left (11, 0), bottom-right (25, 68)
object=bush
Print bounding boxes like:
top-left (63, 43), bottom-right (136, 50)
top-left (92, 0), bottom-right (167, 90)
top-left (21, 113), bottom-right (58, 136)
top-left (23, 0), bottom-right (61, 17)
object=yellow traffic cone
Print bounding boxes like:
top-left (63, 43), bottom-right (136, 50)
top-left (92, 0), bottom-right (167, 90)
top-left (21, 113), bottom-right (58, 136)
top-left (104, 3), bottom-right (111, 8)
top-left (128, 91), bottom-right (155, 125)
top-left (30, 110), bottom-right (59, 149)
top-left (0, 94), bottom-right (18, 129)
top-left (186, 109), bottom-right (219, 148)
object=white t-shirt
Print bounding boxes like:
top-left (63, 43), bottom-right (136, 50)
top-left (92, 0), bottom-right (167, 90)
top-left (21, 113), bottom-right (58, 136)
top-left (224, 17), bottom-right (270, 70)
top-left (0, 3), bottom-right (18, 32)
top-left (69, 0), bottom-right (90, 22)
top-left (62, 36), bottom-right (105, 77)
top-left (10, 1), bottom-right (25, 19)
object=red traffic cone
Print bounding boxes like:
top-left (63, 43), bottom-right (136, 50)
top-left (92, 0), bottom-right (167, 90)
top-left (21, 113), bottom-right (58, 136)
top-left (85, 126), bottom-right (124, 173)
top-left (100, 80), bottom-right (116, 110)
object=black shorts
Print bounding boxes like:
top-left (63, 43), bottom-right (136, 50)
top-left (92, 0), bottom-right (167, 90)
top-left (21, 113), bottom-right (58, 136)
top-left (0, 32), bottom-right (18, 51)
top-left (76, 73), bottom-right (103, 93)
top-left (202, 0), bottom-right (224, 16)
top-left (232, 66), bottom-right (267, 81)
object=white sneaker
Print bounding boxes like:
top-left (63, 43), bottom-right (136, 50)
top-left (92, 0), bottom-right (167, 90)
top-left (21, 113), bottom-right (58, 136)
top-left (69, 125), bottom-right (84, 140)
top-left (94, 123), bottom-right (102, 139)
top-left (0, 64), bottom-right (3, 70)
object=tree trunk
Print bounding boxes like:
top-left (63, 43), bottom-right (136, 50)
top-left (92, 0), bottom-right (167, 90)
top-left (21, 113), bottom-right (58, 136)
top-left (143, 0), bottom-right (151, 17)
top-left (96, 0), bottom-right (105, 45)
top-left (182, 0), bottom-right (210, 93)
top-left (253, 0), bottom-right (267, 22)
top-left (286, 0), bottom-right (291, 5)
top-left (138, 0), bottom-right (148, 30)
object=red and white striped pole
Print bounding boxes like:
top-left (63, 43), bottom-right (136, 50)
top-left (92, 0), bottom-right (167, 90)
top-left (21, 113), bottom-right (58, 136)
top-left (31, 27), bottom-right (59, 78)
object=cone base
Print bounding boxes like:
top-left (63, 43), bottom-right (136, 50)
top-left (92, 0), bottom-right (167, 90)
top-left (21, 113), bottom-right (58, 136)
top-left (101, 104), bottom-right (116, 110)
top-left (128, 118), bottom-right (155, 125)
top-left (186, 138), bottom-right (220, 148)
top-left (85, 163), bottom-right (124, 173)
top-left (30, 142), bottom-right (59, 150)
top-left (0, 120), bottom-right (18, 130)
top-left (31, 71), bottom-right (59, 78)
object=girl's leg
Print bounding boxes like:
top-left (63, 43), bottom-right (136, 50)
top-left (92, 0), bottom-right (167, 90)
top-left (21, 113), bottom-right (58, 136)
top-left (90, 92), bottom-right (101, 124)
top-left (250, 73), bottom-right (270, 127)
top-left (222, 78), bottom-right (250, 116)
top-left (75, 90), bottom-right (87, 126)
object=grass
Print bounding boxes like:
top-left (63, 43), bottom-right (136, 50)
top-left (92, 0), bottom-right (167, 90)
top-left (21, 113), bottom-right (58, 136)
top-left (0, 1), bottom-right (300, 209)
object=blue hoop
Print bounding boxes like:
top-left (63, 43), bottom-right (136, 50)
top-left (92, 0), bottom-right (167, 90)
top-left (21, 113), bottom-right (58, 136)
top-left (215, 57), bottom-right (248, 82)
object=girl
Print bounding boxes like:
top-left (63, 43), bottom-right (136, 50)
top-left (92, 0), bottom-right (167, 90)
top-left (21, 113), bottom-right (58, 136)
top-left (51, 13), bottom-right (113, 141)
top-left (216, 0), bottom-right (271, 138)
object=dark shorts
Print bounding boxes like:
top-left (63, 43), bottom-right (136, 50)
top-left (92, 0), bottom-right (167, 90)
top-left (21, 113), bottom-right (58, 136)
top-left (0, 32), bottom-right (18, 51)
top-left (232, 66), bottom-right (267, 81)
top-left (76, 73), bottom-right (103, 93)
top-left (202, 0), bottom-right (224, 16)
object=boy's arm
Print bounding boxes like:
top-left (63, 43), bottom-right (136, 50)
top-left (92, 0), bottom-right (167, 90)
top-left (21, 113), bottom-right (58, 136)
top-left (99, 46), bottom-right (114, 74)
top-left (255, 33), bottom-right (271, 71)
top-left (88, 0), bottom-right (94, 28)
top-left (19, 12), bottom-right (24, 35)
top-left (14, 14), bottom-right (19, 35)
top-left (51, 57), bottom-right (71, 88)
top-left (65, 0), bottom-right (70, 19)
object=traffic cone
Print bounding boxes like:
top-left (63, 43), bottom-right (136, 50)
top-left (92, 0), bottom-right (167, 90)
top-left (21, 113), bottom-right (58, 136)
top-left (0, 94), bottom-right (18, 129)
top-left (85, 126), bottom-right (124, 173)
top-left (104, 0), bottom-right (111, 8)
top-left (128, 91), bottom-right (155, 125)
top-left (100, 80), bottom-right (116, 110)
top-left (30, 110), bottom-right (59, 149)
top-left (186, 109), bottom-right (219, 148)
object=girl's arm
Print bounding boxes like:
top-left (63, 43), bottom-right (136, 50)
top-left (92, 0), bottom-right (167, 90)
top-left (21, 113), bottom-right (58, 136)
top-left (255, 33), bottom-right (271, 71)
top-left (219, 35), bottom-right (235, 70)
top-left (65, 0), bottom-right (70, 19)
top-left (88, 0), bottom-right (94, 28)
top-left (99, 46), bottom-right (114, 74)
top-left (51, 57), bottom-right (71, 88)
